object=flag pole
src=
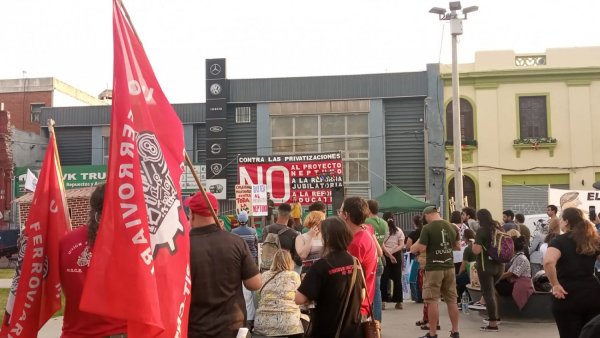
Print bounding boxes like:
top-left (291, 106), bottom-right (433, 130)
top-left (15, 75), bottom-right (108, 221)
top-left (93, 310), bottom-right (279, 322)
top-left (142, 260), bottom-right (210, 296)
top-left (184, 153), bottom-right (220, 226)
top-left (47, 119), bottom-right (72, 230)
top-left (116, 0), bottom-right (142, 45)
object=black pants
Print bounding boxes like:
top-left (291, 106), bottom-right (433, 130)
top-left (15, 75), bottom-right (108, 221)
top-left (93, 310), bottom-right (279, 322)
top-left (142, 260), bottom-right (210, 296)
top-left (476, 260), bottom-right (504, 321)
top-left (381, 251), bottom-right (403, 302)
top-left (455, 271), bottom-right (470, 303)
top-left (552, 281), bottom-right (600, 338)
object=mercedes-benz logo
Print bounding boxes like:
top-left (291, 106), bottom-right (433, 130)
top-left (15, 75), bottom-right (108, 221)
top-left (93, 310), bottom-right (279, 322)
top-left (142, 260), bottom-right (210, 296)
top-left (210, 163), bottom-right (223, 176)
top-left (209, 64), bottom-right (222, 76)
top-left (210, 143), bottom-right (222, 155)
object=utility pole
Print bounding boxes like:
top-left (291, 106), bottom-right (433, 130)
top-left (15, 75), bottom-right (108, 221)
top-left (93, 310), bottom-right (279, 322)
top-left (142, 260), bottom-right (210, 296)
top-left (429, 1), bottom-right (478, 211)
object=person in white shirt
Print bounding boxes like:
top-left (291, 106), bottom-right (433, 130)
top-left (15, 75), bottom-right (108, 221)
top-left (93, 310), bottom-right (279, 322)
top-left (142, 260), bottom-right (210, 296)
top-left (380, 212), bottom-right (405, 310)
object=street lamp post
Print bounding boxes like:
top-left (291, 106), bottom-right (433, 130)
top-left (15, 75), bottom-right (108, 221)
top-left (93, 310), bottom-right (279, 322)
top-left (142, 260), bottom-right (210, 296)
top-left (430, 2), bottom-right (478, 211)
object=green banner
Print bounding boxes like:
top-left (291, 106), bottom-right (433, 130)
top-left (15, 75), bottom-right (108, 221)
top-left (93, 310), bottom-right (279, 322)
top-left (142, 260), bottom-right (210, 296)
top-left (15, 164), bottom-right (206, 197)
top-left (14, 165), bottom-right (107, 197)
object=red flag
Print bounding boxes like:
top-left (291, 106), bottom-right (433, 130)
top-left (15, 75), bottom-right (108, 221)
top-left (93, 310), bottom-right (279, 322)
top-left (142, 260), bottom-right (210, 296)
top-left (80, 1), bottom-right (191, 337)
top-left (1, 131), bottom-right (71, 337)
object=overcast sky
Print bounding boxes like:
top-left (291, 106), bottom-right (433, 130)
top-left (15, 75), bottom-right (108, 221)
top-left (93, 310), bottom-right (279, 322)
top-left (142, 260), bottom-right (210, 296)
top-left (3, 0), bottom-right (600, 103)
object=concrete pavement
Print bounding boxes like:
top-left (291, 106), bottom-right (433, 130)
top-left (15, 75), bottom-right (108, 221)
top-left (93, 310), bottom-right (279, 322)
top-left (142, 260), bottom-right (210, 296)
top-left (379, 300), bottom-right (558, 338)
top-left (37, 300), bottom-right (560, 337)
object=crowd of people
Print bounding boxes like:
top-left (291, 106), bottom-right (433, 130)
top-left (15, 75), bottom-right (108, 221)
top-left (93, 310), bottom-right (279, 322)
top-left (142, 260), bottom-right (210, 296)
top-left (56, 184), bottom-right (600, 338)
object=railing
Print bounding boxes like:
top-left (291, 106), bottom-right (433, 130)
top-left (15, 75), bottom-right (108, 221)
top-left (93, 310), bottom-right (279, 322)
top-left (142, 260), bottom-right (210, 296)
top-left (515, 55), bottom-right (546, 67)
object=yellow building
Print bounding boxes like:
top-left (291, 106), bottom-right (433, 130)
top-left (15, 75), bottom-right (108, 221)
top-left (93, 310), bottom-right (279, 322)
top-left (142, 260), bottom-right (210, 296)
top-left (441, 47), bottom-right (600, 217)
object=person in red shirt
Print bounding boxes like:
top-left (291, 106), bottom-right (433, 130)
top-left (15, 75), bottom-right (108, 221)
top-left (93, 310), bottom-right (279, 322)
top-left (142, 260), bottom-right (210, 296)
top-left (59, 184), bottom-right (127, 338)
top-left (339, 196), bottom-right (379, 319)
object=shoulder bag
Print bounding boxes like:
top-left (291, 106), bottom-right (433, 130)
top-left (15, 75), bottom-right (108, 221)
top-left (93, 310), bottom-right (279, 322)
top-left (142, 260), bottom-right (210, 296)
top-left (332, 257), bottom-right (360, 338)
top-left (258, 270), bottom-right (283, 295)
top-left (357, 259), bottom-right (381, 338)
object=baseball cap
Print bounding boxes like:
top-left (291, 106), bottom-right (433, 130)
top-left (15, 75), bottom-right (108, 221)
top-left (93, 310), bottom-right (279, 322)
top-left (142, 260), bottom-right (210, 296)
top-left (237, 210), bottom-right (249, 223)
top-left (423, 206), bottom-right (438, 214)
top-left (184, 191), bottom-right (218, 217)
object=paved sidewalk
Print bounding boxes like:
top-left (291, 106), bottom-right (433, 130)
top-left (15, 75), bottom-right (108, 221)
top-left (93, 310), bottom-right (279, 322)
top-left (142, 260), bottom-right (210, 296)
top-left (380, 300), bottom-right (559, 338)
top-left (38, 300), bottom-right (560, 337)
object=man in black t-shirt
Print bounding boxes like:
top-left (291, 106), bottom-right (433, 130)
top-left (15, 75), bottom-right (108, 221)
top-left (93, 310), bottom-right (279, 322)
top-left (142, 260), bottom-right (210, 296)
top-left (186, 191), bottom-right (261, 338)
top-left (262, 203), bottom-right (302, 268)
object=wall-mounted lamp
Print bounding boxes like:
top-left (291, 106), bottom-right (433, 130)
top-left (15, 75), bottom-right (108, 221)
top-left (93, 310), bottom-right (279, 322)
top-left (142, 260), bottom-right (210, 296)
top-left (582, 179), bottom-right (585, 186)
top-left (488, 181), bottom-right (492, 188)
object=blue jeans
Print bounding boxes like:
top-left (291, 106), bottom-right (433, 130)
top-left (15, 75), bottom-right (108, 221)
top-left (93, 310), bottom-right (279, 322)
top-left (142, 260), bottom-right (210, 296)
top-left (374, 264), bottom-right (384, 321)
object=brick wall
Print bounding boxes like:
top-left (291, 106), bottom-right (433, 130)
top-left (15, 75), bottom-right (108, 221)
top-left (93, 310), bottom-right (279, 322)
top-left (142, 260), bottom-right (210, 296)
top-left (18, 196), bottom-right (90, 228)
top-left (0, 91), bottom-right (52, 134)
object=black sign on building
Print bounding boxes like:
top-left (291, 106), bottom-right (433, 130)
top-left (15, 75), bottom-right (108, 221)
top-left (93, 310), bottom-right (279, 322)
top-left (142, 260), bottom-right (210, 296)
top-left (205, 59), bottom-right (228, 182)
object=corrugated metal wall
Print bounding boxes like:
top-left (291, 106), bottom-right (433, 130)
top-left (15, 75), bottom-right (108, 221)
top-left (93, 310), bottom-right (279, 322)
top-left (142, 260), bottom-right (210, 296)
top-left (41, 103), bottom-right (206, 126)
top-left (55, 128), bottom-right (92, 165)
top-left (229, 72), bottom-right (428, 103)
top-left (384, 98), bottom-right (426, 196)
top-left (194, 124), bottom-right (206, 164)
top-left (502, 184), bottom-right (569, 215)
top-left (225, 104), bottom-right (258, 199)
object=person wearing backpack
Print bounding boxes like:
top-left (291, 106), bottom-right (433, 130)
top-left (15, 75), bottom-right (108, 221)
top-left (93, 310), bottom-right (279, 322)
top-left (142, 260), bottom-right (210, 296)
top-left (471, 209), bottom-right (510, 332)
top-left (262, 203), bottom-right (302, 273)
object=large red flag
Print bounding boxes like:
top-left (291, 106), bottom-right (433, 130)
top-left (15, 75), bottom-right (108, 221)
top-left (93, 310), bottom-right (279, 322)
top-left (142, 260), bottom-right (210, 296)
top-left (1, 130), bottom-right (71, 337)
top-left (80, 1), bottom-right (191, 337)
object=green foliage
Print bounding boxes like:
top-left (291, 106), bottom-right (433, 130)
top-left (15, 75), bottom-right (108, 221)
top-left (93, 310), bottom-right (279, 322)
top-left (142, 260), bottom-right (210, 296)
top-left (513, 137), bottom-right (557, 144)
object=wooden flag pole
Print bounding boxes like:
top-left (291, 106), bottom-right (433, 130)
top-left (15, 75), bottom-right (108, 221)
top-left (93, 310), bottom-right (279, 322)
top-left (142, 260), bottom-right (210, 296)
top-left (47, 118), bottom-right (73, 229)
top-left (184, 153), bottom-right (220, 226)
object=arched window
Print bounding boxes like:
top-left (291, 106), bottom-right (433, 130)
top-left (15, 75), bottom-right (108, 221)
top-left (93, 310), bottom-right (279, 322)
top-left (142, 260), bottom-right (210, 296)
top-left (446, 98), bottom-right (474, 143)
top-left (448, 176), bottom-right (477, 210)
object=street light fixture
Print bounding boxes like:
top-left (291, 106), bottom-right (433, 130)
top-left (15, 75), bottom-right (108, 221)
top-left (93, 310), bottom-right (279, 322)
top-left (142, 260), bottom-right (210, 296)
top-left (429, 1), bottom-right (478, 211)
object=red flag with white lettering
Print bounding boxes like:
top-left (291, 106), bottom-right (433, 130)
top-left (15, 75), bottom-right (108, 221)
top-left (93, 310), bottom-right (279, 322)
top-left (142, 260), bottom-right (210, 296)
top-left (80, 1), bottom-right (191, 337)
top-left (1, 130), bottom-right (71, 337)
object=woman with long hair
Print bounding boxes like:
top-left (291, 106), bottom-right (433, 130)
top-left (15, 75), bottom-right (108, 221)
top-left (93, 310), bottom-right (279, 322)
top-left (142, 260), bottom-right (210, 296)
top-left (254, 250), bottom-right (304, 338)
top-left (295, 211), bottom-right (325, 276)
top-left (59, 184), bottom-right (127, 337)
top-left (380, 211), bottom-right (405, 310)
top-left (471, 208), bottom-right (504, 332)
top-left (295, 217), bottom-right (365, 338)
top-left (544, 207), bottom-right (600, 338)
top-left (495, 236), bottom-right (534, 310)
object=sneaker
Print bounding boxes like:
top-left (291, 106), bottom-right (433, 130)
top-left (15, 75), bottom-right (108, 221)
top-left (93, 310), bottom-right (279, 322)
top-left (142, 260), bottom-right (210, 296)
top-left (449, 331), bottom-right (460, 338)
top-left (419, 333), bottom-right (438, 338)
top-left (382, 303), bottom-right (386, 310)
top-left (480, 325), bottom-right (499, 332)
top-left (468, 302), bottom-right (486, 310)
top-left (483, 319), bottom-right (502, 326)
top-left (395, 302), bottom-right (403, 309)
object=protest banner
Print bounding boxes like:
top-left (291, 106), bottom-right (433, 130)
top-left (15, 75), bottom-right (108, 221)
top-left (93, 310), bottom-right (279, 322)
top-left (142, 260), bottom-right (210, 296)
top-left (549, 188), bottom-right (600, 213)
top-left (238, 152), bottom-right (344, 204)
top-left (2, 125), bottom-right (70, 337)
top-left (252, 184), bottom-right (268, 216)
top-left (235, 185), bottom-right (253, 215)
top-left (80, 1), bottom-right (191, 336)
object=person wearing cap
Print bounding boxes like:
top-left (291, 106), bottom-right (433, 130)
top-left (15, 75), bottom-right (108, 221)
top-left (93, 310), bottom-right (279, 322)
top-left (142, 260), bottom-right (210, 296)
top-left (232, 211), bottom-right (259, 264)
top-left (232, 210), bottom-right (259, 331)
top-left (411, 206), bottom-right (461, 338)
top-left (187, 191), bottom-right (261, 338)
